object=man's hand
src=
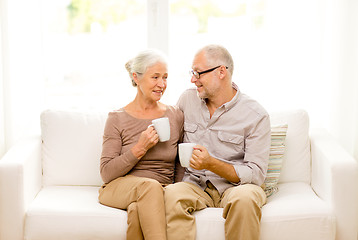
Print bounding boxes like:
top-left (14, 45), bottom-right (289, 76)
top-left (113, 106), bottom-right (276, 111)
top-left (190, 145), bottom-right (240, 183)
top-left (190, 145), bottom-right (213, 170)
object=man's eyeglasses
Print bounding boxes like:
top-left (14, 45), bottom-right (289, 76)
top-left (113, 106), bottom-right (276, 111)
top-left (189, 65), bottom-right (228, 79)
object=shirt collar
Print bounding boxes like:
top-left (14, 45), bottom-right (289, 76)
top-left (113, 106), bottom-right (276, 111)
top-left (199, 82), bottom-right (240, 111)
top-left (221, 82), bottom-right (240, 111)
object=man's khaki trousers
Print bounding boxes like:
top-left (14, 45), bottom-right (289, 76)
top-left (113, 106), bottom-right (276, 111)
top-left (165, 182), bottom-right (266, 240)
top-left (99, 175), bottom-right (167, 240)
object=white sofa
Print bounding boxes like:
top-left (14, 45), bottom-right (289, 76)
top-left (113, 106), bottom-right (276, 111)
top-left (0, 109), bottom-right (357, 240)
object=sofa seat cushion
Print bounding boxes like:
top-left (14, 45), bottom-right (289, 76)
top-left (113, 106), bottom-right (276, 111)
top-left (25, 186), bottom-right (127, 240)
top-left (260, 182), bottom-right (335, 240)
top-left (194, 182), bottom-right (335, 240)
top-left (25, 183), bottom-right (335, 240)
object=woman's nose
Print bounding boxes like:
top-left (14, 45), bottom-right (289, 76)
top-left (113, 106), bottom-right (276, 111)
top-left (158, 78), bottom-right (165, 87)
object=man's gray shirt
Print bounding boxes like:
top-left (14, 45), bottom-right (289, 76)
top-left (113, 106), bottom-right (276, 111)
top-left (177, 83), bottom-right (271, 195)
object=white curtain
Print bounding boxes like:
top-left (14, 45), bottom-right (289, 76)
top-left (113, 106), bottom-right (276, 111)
top-left (0, 0), bottom-right (43, 157)
top-left (0, 58), bottom-right (4, 158)
top-left (321, 0), bottom-right (358, 159)
top-left (0, 0), bottom-right (7, 158)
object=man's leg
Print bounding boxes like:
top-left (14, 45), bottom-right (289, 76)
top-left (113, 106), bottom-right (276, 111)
top-left (220, 184), bottom-right (266, 240)
top-left (164, 182), bottom-right (214, 240)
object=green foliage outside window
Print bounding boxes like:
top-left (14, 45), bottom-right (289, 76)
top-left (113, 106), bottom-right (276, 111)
top-left (67, 0), bottom-right (145, 33)
top-left (171, 0), bottom-right (247, 33)
top-left (66, 0), bottom-right (264, 34)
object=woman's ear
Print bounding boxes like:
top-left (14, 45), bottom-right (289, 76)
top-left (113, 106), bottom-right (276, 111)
top-left (133, 72), bottom-right (139, 85)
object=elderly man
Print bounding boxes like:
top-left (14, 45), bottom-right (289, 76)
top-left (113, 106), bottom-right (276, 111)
top-left (165, 44), bottom-right (271, 240)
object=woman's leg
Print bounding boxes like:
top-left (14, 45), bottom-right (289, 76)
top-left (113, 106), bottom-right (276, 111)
top-left (127, 202), bottom-right (144, 240)
top-left (99, 175), bottom-right (166, 240)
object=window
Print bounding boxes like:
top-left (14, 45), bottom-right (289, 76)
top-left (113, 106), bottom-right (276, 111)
top-left (41, 0), bottom-right (267, 109)
top-left (42, 0), bottom-right (147, 110)
top-left (41, 0), bottom-right (323, 126)
top-left (165, 0), bottom-right (265, 104)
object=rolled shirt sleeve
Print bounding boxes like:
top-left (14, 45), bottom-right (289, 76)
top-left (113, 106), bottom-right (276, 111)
top-left (233, 114), bottom-right (271, 185)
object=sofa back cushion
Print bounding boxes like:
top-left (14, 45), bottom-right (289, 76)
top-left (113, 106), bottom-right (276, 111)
top-left (41, 110), bottom-right (108, 186)
top-left (40, 109), bottom-right (310, 186)
top-left (270, 109), bottom-right (310, 184)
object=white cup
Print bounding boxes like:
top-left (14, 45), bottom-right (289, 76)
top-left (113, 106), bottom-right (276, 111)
top-left (179, 143), bottom-right (196, 167)
top-left (149, 117), bottom-right (170, 142)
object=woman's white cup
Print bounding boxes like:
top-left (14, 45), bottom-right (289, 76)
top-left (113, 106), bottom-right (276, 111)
top-left (149, 117), bottom-right (170, 142)
top-left (179, 143), bottom-right (196, 167)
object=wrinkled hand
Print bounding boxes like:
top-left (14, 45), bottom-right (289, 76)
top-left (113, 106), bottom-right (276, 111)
top-left (132, 126), bottom-right (159, 159)
top-left (190, 145), bottom-right (213, 170)
top-left (139, 126), bottom-right (159, 151)
top-left (190, 145), bottom-right (240, 183)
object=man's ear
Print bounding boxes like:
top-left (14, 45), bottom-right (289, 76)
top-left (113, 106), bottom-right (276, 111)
top-left (219, 66), bottom-right (227, 79)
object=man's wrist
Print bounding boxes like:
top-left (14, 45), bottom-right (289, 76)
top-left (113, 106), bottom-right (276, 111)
top-left (207, 156), bottom-right (216, 171)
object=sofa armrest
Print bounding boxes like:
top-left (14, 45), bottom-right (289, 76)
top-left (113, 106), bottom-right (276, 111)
top-left (0, 136), bottom-right (42, 240)
top-left (310, 129), bottom-right (358, 240)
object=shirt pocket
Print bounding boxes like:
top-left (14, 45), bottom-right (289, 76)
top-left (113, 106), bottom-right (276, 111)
top-left (184, 122), bottom-right (198, 133)
top-left (217, 131), bottom-right (244, 151)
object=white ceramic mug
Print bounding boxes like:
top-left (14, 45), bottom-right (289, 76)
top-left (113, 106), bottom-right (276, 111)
top-left (179, 143), bottom-right (196, 167)
top-left (149, 117), bottom-right (170, 142)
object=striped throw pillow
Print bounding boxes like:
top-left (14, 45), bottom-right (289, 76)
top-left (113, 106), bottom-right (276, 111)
top-left (264, 125), bottom-right (288, 197)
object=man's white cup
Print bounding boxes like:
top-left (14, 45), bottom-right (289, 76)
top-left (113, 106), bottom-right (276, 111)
top-left (149, 117), bottom-right (170, 142)
top-left (179, 143), bottom-right (196, 167)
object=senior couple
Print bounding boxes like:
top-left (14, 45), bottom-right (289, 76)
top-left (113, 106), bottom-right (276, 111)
top-left (98, 44), bottom-right (271, 240)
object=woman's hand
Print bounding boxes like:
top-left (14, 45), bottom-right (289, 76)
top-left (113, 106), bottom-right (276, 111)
top-left (131, 126), bottom-right (159, 159)
top-left (138, 126), bottom-right (159, 150)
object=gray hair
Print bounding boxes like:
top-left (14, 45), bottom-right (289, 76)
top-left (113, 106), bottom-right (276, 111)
top-left (196, 44), bottom-right (234, 77)
top-left (125, 49), bottom-right (168, 87)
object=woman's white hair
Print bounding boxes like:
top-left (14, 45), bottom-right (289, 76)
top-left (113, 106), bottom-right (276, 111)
top-left (125, 49), bottom-right (168, 87)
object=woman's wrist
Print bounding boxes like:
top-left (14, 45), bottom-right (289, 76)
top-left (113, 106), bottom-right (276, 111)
top-left (131, 144), bottom-right (147, 159)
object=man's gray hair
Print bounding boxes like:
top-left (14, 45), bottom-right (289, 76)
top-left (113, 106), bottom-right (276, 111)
top-left (197, 44), bottom-right (234, 77)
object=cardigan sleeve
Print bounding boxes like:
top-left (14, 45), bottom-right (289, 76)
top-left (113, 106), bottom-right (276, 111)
top-left (100, 112), bottom-right (141, 184)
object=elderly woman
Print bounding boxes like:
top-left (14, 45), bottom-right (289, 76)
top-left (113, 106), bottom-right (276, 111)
top-left (98, 49), bottom-right (184, 240)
